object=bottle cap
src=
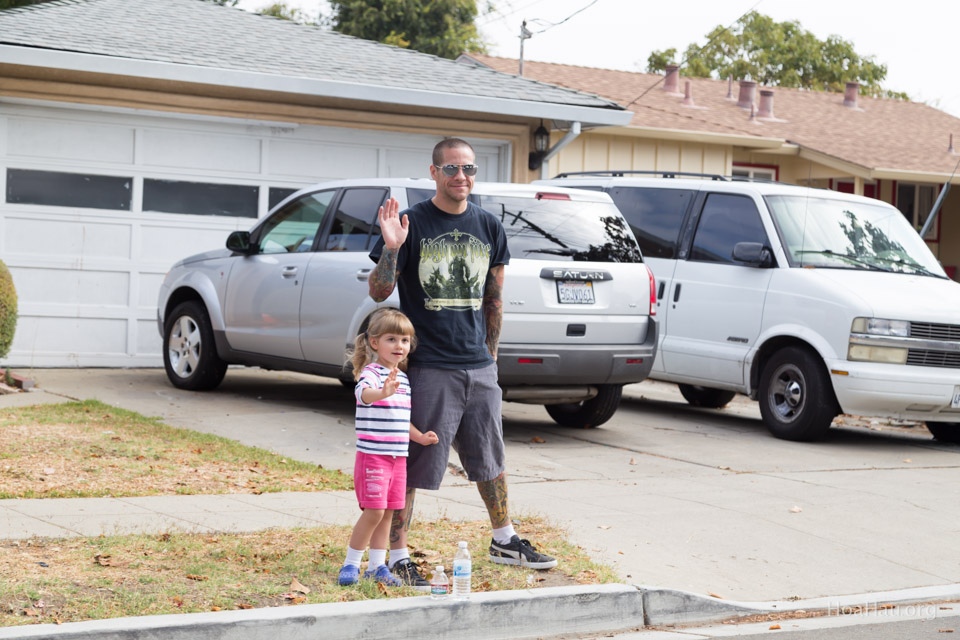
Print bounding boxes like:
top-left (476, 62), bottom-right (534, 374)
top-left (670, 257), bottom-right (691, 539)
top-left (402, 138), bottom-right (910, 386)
top-left (458, 541), bottom-right (468, 548)
top-left (436, 565), bottom-right (443, 571)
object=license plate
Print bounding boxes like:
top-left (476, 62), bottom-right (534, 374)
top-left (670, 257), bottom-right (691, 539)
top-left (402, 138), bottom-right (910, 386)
top-left (952, 387), bottom-right (960, 408)
top-left (557, 280), bottom-right (595, 304)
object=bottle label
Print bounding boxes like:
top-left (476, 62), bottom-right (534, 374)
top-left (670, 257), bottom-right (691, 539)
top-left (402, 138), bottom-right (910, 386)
top-left (431, 585), bottom-right (448, 595)
top-left (453, 562), bottom-right (471, 577)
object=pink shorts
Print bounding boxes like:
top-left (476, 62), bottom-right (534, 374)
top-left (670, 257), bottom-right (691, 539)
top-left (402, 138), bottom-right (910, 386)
top-left (354, 452), bottom-right (407, 510)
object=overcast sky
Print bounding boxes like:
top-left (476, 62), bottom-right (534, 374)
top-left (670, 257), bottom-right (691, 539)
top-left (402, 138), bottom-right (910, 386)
top-left (237, 0), bottom-right (960, 117)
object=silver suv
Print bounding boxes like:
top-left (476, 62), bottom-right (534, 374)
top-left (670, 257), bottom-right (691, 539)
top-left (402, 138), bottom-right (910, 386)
top-left (157, 179), bottom-right (658, 428)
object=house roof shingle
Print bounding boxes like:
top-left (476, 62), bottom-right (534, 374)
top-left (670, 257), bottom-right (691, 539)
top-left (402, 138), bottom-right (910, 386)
top-left (0, 0), bottom-right (624, 118)
top-left (466, 54), bottom-right (960, 177)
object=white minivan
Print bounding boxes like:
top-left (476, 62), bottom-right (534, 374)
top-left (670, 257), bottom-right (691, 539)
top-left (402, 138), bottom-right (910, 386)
top-left (539, 172), bottom-right (960, 442)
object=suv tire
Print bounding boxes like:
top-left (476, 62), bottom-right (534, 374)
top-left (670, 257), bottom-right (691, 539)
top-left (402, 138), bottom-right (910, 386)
top-left (545, 384), bottom-right (623, 429)
top-left (759, 346), bottom-right (836, 441)
top-left (926, 422), bottom-right (960, 443)
top-left (678, 384), bottom-right (736, 409)
top-left (163, 300), bottom-right (227, 391)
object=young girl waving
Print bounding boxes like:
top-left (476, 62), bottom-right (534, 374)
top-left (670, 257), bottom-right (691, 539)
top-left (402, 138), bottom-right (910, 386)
top-left (338, 309), bottom-right (438, 586)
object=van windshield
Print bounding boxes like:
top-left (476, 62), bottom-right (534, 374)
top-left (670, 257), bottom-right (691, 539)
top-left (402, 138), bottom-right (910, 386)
top-left (766, 195), bottom-right (946, 277)
top-left (478, 195), bottom-right (643, 263)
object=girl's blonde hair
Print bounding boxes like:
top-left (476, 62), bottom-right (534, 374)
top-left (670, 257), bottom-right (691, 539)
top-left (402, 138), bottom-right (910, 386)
top-left (350, 308), bottom-right (416, 380)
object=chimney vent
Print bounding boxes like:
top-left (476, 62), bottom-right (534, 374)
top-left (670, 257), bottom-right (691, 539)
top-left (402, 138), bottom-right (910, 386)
top-left (843, 82), bottom-right (860, 108)
top-left (757, 89), bottom-right (775, 118)
top-left (663, 64), bottom-right (681, 94)
top-left (737, 80), bottom-right (757, 109)
top-left (682, 81), bottom-right (695, 106)
top-left (726, 75), bottom-right (734, 100)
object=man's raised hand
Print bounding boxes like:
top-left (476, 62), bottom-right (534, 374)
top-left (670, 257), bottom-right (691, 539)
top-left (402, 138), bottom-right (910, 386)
top-left (378, 197), bottom-right (408, 250)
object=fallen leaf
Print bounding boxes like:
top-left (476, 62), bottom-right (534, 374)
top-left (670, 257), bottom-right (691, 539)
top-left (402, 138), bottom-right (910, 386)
top-left (629, 457), bottom-right (637, 465)
top-left (237, 603), bottom-right (254, 610)
top-left (279, 459), bottom-right (287, 464)
top-left (186, 574), bottom-right (208, 581)
top-left (903, 459), bottom-right (912, 463)
top-left (23, 608), bottom-right (40, 617)
top-left (708, 592), bottom-right (724, 599)
top-left (94, 553), bottom-right (112, 566)
top-left (290, 577), bottom-right (310, 594)
top-left (210, 606), bottom-right (222, 612)
top-left (531, 436), bottom-right (546, 443)
top-left (376, 582), bottom-right (389, 596)
top-left (769, 624), bottom-right (781, 630)
top-left (789, 506), bottom-right (803, 513)
top-left (879, 604), bottom-right (896, 610)
top-left (939, 630), bottom-right (954, 634)
top-left (598, 525), bottom-right (611, 529)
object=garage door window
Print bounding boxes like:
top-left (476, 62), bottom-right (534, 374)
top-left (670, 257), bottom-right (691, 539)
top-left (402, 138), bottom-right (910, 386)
top-left (6, 168), bottom-right (132, 210)
top-left (143, 178), bottom-right (259, 218)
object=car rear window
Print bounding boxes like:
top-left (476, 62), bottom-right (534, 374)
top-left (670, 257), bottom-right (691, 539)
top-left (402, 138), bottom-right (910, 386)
top-left (478, 194), bottom-right (642, 263)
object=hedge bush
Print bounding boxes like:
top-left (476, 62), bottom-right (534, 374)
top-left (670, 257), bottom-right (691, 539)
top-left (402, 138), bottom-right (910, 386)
top-left (0, 259), bottom-right (17, 360)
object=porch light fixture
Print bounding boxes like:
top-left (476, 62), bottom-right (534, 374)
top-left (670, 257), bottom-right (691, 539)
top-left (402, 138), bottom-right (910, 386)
top-left (528, 121), bottom-right (550, 170)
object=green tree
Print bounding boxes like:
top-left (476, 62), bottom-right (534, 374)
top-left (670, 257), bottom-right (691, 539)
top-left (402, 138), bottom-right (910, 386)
top-left (329, 0), bottom-right (487, 59)
top-left (257, 1), bottom-right (317, 24)
top-left (0, 259), bottom-right (17, 360)
top-left (646, 11), bottom-right (906, 99)
top-left (0, 0), bottom-right (51, 9)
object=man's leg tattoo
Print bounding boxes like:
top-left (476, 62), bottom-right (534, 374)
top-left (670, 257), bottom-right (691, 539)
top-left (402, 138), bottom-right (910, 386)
top-left (477, 472), bottom-right (509, 528)
top-left (389, 487), bottom-right (416, 546)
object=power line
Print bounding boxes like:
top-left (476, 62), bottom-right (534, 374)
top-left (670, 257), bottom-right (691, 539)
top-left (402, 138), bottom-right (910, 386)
top-left (525, 0), bottom-right (600, 34)
top-left (623, 0), bottom-right (763, 109)
top-left (476, 0), bottom-right (549, 27)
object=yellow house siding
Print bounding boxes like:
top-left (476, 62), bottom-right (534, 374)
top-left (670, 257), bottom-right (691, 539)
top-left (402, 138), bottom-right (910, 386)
top-left (549, 133), bottom-right (732, 176)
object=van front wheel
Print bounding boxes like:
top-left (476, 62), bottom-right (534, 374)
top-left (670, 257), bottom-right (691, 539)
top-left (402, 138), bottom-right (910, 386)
top-left (545, 384), bottom-right (623, 429)
top-left (758, 346), bottom-right (836, 441)
top-left (678, 384), bottom-right (737, 409)
top-left (926, 422), bottom-right (960, 443)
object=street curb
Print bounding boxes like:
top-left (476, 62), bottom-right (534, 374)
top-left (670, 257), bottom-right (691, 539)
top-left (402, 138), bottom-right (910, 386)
top-left (637, 582), bottom-right (960, 627)
top-left (0, 584), bottom-right (645, 640)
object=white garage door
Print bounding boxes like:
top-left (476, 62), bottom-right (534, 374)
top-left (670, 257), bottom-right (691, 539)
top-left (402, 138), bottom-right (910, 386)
top-left (0, 100), bottom-right (511, 367)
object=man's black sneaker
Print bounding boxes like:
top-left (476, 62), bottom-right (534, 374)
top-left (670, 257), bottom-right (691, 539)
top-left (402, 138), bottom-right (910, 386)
top-left (390, 558), bottom-right (431, 591)
top-left (488, 535), bottom-right (557, 569)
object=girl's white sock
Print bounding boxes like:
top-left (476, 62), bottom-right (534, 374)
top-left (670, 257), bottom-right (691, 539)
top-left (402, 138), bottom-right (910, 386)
top-left (368, 548), bottom-right (387, 569)
top-left (492, 524), bottom-right (517, 545)
top-left (388, 548), bottom-right (410, 569)
top-left (344, 546), bottom-right (365, 567)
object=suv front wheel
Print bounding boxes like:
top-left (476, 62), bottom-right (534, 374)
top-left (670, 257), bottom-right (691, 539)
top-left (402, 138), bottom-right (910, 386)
top-left (545, 384), bottom-right (623, 429)
top-left (163, 300), bottom-right (227, 391)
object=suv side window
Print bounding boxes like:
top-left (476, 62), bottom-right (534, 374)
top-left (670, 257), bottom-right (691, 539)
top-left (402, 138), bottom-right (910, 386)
top-left (324, 188), bottom-right (387, 252)
top-left (689, 193), bottom-right (768, 264)
top-left (258, 189), bottom-right (336, 254)
top-left (608, 187), bottom-right (693, 258)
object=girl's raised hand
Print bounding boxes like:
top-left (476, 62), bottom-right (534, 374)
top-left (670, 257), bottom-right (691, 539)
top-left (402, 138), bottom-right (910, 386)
top-left (381, 367), bottom-right (399, 398)
top-left (378, 197), bottom-right (408, 250)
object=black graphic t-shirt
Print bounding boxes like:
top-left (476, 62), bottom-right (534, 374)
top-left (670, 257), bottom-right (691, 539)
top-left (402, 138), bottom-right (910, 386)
top-left (369, 198), bottom-right (510, 369)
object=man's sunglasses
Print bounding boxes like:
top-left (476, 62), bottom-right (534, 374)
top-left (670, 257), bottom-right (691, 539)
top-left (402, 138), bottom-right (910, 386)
top-left (435, 164), bottom-right (479, 177)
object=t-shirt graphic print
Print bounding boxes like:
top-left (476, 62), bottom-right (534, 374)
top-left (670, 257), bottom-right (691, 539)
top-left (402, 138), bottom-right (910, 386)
top-left (419, 229), bottom-right (491, 311)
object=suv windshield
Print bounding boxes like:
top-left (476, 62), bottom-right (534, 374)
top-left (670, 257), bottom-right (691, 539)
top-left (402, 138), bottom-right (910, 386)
top-left (478, 195), bottom-right (642, 263)
top-left (766, 195), bottom-right (946, 277)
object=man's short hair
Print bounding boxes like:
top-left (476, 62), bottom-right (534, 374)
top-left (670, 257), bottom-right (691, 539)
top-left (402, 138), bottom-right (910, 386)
top-left (432, 138), bottom-right (474, 166)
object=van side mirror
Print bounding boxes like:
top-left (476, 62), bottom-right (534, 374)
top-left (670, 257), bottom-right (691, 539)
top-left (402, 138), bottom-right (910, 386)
top-left (226, 231), bottom-right (255, 255)
top-left (733, 242), bottom-right (773, 267)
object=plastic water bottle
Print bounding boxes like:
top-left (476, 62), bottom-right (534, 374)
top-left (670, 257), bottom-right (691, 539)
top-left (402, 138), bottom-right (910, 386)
top-left (430, 565), bottom-right (449, 599)
top-left (452, 541), bottom-right (471, 599)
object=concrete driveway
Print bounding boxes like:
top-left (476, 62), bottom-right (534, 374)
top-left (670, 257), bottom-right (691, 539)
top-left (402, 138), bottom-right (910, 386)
top-left (13, 367), bottom-right (960, 602)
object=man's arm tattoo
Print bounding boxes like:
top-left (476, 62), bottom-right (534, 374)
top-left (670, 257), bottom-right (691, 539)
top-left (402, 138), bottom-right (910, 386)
top-left (482, 265), bottom-right (504, 359)
top-left (369, 248), bottom-right (400, 302)
top-left (477, 472), bottom-right (509, 528)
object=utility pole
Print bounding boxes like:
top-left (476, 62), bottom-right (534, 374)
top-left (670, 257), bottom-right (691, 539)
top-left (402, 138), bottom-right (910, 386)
top-left (518, 20), bottom-right (532, 76)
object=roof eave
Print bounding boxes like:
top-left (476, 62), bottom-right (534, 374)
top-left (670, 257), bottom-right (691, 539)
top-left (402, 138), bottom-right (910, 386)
top-left (601, 124), bottom-right (786, 148)
top-left (0, 44), bottom-right (633, 127)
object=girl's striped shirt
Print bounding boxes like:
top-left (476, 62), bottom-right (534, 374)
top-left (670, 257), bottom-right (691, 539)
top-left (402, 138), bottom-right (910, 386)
top-left (354, 363), bottom-right (411, 456)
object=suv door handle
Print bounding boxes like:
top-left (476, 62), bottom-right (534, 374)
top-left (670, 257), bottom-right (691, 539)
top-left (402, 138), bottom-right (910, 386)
top-left (657, 281), bottom-right (666, 300)
top-left (673, 283), bottom-right (682, 302)
top-left (356, 268), bottom-right (371, 281)
top-left (281, 266), bottom-right (298, 278)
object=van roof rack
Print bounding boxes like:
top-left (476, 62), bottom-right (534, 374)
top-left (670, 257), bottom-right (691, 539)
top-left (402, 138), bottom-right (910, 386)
top-left (553, 170), bottom-right (729, 180)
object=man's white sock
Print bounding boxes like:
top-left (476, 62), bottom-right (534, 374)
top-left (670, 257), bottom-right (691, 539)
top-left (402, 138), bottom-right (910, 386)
top-left (492, 524), bottom-right (517, 545)
top-left (368, 548), bottom-right (387, 569)
top-left (344, 546), bottom-right (365, 567)
top-left (388, 548), bottom-right (410, 569)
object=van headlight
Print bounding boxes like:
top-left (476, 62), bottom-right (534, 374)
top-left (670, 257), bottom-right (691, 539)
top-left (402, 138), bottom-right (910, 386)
top-left (850, 317), bottom-right (909, 337)
top-left (849, 317), bottom-right (909, 363)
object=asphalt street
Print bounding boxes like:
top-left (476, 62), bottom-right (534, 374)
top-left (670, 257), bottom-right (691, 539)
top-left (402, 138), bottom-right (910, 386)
top-left (14, 367), bottom-right (960, 603)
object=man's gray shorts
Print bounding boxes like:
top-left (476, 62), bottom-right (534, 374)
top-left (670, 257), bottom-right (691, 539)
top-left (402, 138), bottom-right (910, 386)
top-left (406, 362), bottom-right (505, 490)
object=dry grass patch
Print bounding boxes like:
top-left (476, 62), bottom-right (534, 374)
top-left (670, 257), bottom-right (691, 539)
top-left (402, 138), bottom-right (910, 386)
top-left (0, 400), bottom-right (351, 498)
top-left (0, 517), bottom-right (617, 626)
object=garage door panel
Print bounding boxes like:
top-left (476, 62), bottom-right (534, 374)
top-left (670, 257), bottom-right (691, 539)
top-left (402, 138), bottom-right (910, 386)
top-left (139, 224), bottom-right (236, 264)
top-left (11, 266), bottom-right (129, 306)
top-left (270, 139), bottom-right (379, 179)
top-left (8, 118), bottom-right (134, 164)
top-left (5, 217), bottom-right (131, 259)
top-left (137, 319), bottom-right (161, 355)
top-left (142, 130), bottom-right (261, 174)
top-left (385, 149), bottom-right (430, 178)
top-left (12, 317), bottom-right (127, 354)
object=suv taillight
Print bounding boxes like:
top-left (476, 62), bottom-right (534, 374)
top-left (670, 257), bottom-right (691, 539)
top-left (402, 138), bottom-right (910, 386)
top-left (646, 265), bottom-right (656, 316)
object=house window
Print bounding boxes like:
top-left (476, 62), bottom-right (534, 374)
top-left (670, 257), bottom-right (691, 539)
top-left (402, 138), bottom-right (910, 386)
top-left (732, 164), bottom-right (777, 181)
top-left (834, 179), bottom-right (879, 200)
top-left (143, 178), bottom-right (259, 218)
top-left (268, 187), bottom-right (300, 212)
top-left (896, 183), bottom-right (938, 241)
top-left (6, 168), bottom-right (132, 210)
